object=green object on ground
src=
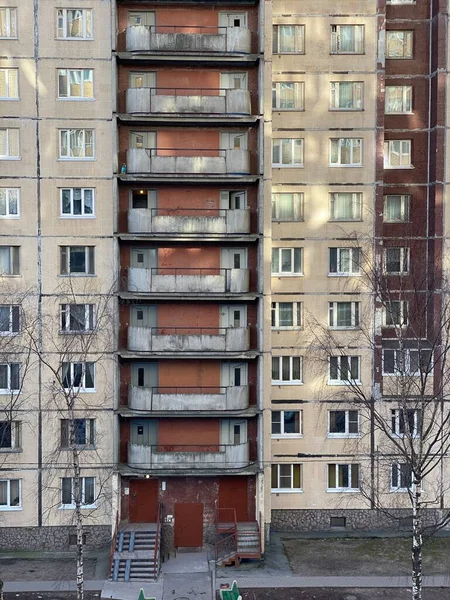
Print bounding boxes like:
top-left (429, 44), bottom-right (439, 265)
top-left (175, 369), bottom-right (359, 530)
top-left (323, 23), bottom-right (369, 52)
top-left (137, 589), bottom-right (156, 600)
top-left (220, 580), bottom-right (241, 600)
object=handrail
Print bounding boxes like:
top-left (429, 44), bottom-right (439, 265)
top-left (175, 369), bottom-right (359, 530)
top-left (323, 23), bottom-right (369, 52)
top-left (109, 510), bottom-right (119, 578)
top-left (215, 507), bottom-right (238, 563)
top-left (153, 502), bottom-right (163, 579)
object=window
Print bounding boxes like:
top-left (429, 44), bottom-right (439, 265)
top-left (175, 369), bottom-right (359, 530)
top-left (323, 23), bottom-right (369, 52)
top-left (271, 248), bottom-right (303, 276)
top-left (61, 419), bottom-right (95, 447)
top-left (0, 479), bottom-right (20, 509)
top-left (60, 189), bottom-right (94, 217)
top-left (329, 302), bottom-right (360, 329)
top-left (384, 247), bottom-right (409, 274)
top-left (329, 193), bottom-right (362, 221)
top-left (61, 304), bottom-right (95, 333)
top-left (271, 193), bottom-right (303, 221)
top-left (59, 129), bottom-right (94, 159)
top-left (271, 410), bottom-right (302, 436)
top-left (0, 8), bottom-right (17, 38)
top-left (328, 410), bottom-right (359, 437)
top-left (331, 25), bottom-right (364, 54)
top-left (62, 362), bottom-right (95, 391)
top-left (391, 463), bottom-right (412, 491)
top-left (385, 86), bottom-right (412, 114)
top-left (272, 139), bottom-right (304, 167)
top-left (384, 195), bottom-right (410, 222)
top-left (328, 464), bottom-right (360, 490)
top-left (61, 477), bottom-right (95, 507)
top-left (58, 70), bottom-right (93, 99)
top-left (271, 302), bottom-right (302, 329)
top-left (0, 68), bottom-right (18, 99)
top-left (0, 305), bottom-right (19, 334)
top-left (330, 138), bottom-right (362, 166)
top-left (57, 9), bottom-right (93, 40)
top-left (383, 349), bottom-right (432, 376)
top-left (329, 247), bottom-right (362, 276)
top-left (329, 356), bottom-right (360, 384)
top-left (60, 246), bottom-right (95, 275)
top-left (272, 25), bottom-right (305, 54)
top-left (0, 246), bottom-right (19, 275)
top-left (0, 128), bottom-right (19, 159)
top-left (271, 357), bottom-right (302, 384)
top-left (272, 82), bottom-right (304, 110)
top-left (0, 421), bottom-right (21, 449)
top-left (384, 300), bottom-right (408, 326)
top-left (330, 82), bottom-right (363, 110)
top-left (386, 31), bottom-right (413, 58)
top-left (271, 464), bottom-right (302, 491)
top-left (0, 363), bottom-right (20, 392)
top-left (0, 188), bottom-right (19, 217)
top-left (391, 409), bottom-right (421, 437)
top-left (384, 140), bottom-right (412, 168)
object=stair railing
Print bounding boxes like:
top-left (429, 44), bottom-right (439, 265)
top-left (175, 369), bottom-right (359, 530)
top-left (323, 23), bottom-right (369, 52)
top-left (258, 510), bottom-right (263, 555)
top-left (153, 502), bottom-right (163, 579)
top-left (215, 507), bottom-right (238, 564)
top-left (109, 510), bottom-right (120, 578)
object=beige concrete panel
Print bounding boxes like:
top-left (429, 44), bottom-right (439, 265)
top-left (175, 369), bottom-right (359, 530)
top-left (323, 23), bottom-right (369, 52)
top-left (0, 119), bottom-right (37, 178)
top-left (273, 0), bottom-right (377, 16)
top-left (0, 59), bottom-right (37, 118)
top-left (0, 236), bottom-right (38, 289)
top-left (0, 179), bottom-right (38, 236)
top-left (0, 2), bottom-right (34, 58)
top-left (38, 60), bottom-right (112, 120)
top-left (0, 413), bottom-right (39, 470)
top-left (40, 179), bottom-right (114, 237)
top-left (0, 470), bottom-right (39, 527)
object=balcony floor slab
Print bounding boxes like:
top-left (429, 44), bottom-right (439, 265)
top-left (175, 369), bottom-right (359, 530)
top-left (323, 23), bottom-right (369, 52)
top-left (117, 408), bottom-right (260, 418)
top-left (118, 174), bottom-right (260, 184)
top-left (116, 52), bottom-right (260, 65)
top-left (119, 291), bottom-right (260, 301)
top-left (117, 114), bottom-right (258, 126)
top-left (118, 350), bottom-right (259, 360)
top-left (118, 463), bottom-right (259, 477)
top-left (117, 233), bottom-right (259, 242)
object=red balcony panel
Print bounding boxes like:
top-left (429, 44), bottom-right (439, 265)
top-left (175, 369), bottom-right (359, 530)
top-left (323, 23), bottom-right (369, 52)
top-left (158, 417), bottom-right (220, 452)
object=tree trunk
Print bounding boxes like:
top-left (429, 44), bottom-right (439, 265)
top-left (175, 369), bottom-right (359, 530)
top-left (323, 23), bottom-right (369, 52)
top-left (411, 481), bottom-right (423, 600)
top-left (72, 441), bottom-right (84, 600)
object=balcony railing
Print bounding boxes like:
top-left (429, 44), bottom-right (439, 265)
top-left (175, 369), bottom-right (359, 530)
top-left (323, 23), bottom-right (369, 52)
top-left (128, 207), bottom-right (250, 235)
top-left (126, 87), bottom-right (251, 115)
top-left (128, 385), bottom-right (249, 411)
top-left (127, 325), bottom-right (250, 352)
top-left (128, 440), bottom-right (250, 469)
top-left (128, 267), bottom-right (249, 294)
top-left (126, 148), bottom-right (250, 175)
top-left (125, 25), bottom-right (251, 54)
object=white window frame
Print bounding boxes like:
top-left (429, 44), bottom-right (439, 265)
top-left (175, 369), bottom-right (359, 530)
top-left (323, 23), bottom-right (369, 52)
top-left (272, 82), bottom-right (304, 111)
top-left (271, 464), bottom-right (303, 492)
top-left (386, 30), bottom-right (413, 59)
top-left (330, 82), bottom-right (363, 111)
top-left (0, 305), bottom-right (20, 335)
top-left (0, 68), bottom-right (19, 99)
top-left (329, 138), bottom-right (363, 166)
top-left (391, 408), bottom-right (421, 437)
top-left (391, 463), bottom-right (413, 491)
top-left (329, 302), bottom-right (360, 329)
top-left (272, 25), bottom-right (305, 54)
top-left (271, 192), bottom-right (303, 221)
top-left (57, 69), bottom-right (94, 100)
top-left (271, 302), bottom-right (302, 329)
top-left (384, 247), bottom-right (410, 274)
top-left (60, 188), bottom-right (95, 218)
top-left (271, 248), bottom-right (303, 276)
top-left (330, 25), bottom-right (364, 54)
top-left (56, 9), bottom-right (93, 40)
top-left (62, 362), bottom-right (96, 392)
top-left (0, 420), bottom-right (21, 450)
top-left (60, 246), bottom-right (95, 276)
top-left (383, 195), bottom-right (410, 222)
top-left (328, 355), bottom-right (361, 385)
top-left (0, 128), bottom-right (19, 159)
top-left (0, 8), bottom-right (17, 39)
top-left (271, 410), bottom-right (303, 437)
top-left (60, 304), bottom-right (95, 333)
top-left (0, 246), bottom-right (20, 275)
top-left (271, 356), bottom-right (303, 385)
top-left (0, 479), bottom-right (21, 510)
top-left (272, 139), bottom-right (304, 167)
top-left (60, 476), bottom-right (96, 509)
top-left (0, 363), bottom-right (20, 393)
top-left (382, 349), bottom-right (432, 376)
top-left (385, 86), bottom-right (413, 114)
top-left (329, 247), bottom-right (362, 276)
top-left (384, 140), bottom-right (412, 168)
top-left (327, 464), bottom-right (360, 491)
top-left (0, 188), bottom-right (19, 218)
top-left (328, 410), bottom-right (359, 438)
top-left (58, 129), bottom-right (95, 160)
top-left (329, 192), bottom-right (362, 221)
top-left (384, 300), bottom-right (408, 327)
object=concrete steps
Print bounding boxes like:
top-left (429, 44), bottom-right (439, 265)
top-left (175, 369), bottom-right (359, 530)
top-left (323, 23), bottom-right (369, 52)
top-left (111, 525), bottom-right (160, 581)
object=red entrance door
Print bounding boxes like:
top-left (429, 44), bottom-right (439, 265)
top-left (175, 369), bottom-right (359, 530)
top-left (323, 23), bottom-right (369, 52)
top-left (129, 479), bottom-right (159, 523)
top-left (174, 503), bottom-right (203, 547)
top-left (219, 476), bottom-right (249, 521)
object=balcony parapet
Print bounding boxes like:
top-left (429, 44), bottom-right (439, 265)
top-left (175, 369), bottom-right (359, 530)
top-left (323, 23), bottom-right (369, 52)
top-left (126, 148), bottom-right (250, 175)
top-left (128, 208), bottom-right (250, 235)
top-left (126, 88), bottom-right (251, 116)
top-left (125, 25), bottom-right (251, 54)
top-left (129, 384), bottom-right (249, 411)
top-left (127, 325), bottom-right (249, 352)
top-left (128, 267), bottom-right (249, 294)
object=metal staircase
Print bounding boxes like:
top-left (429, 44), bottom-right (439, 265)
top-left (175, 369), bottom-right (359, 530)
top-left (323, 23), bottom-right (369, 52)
top-left (215, 508), bottom-right (262, 566)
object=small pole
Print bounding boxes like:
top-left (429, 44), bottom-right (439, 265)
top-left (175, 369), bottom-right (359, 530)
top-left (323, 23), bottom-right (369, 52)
top-left (209, 558), bottom-right (216, 600)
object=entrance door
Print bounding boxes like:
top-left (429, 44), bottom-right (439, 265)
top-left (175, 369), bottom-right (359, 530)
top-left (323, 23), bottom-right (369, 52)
top-left (131, 362), bottom-right (158, 388)
top-left (129, 479), bottom-right (159, 522)
top-left (220, 190), bottom-right (247, 210)
top-left (174, 503), bottom-right (203, 547)
top-left (131, 305), bottom-right (157, 328)
top-left (131, 248), bottom-right (157, 269)
top-left (221, 362), bottom-right (248, 387)
top-left (219, 477), bottom-right (249, 521)
top-left (220, 305), bottom-right (247, 328)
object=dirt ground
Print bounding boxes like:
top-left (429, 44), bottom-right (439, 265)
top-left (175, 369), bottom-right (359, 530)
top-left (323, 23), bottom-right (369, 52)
top-left (242, 588), bottom-right (450, 600)
top-left (283, 537), bottom-right (450, 576)
top-left (0, 558), bottom-right (97, 581)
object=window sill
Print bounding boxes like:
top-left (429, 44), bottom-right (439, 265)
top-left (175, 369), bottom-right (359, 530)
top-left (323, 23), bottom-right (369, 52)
top-left (390, 488), bottom-right (411, 493)
top-left (0, 157), bottom-right (21, 161)
top-left (0, 215), bottom-right (20, 219)
top-left (271, 382), bottom-right (303, 386)
top-left (0, 36), bottom-right (18, 40)
top-left (328, 380), bottom-right (361, 386)
top-left (271, 434), bottom-right (303, 439)
top-left (328, 273), bottom-right (362, 277)
top-left (62, 388), bottom-right (97, 393)
top-left (330, 52), bottom-right (365, 56)
top-left (271, 273), bottom-right (304, 277)
top-left (0, 447), bottom-right (22, 453)
top-left (0, 97), bottom-right (20, 101)
top-left (327, 488), bottom-right (360, 493)
top-left (272, 219), bottom-right (304, 223)
top-left (272, 327), bottom-right (302, 331)
top-left (60, 445), bottom-right (96, 451)
top-left (329, 326), bottom-right (360, 331)
top-left (58, 274), bottom-right (97, 278)
top-left (56, 37), bottom-right (94, 42)
top-left (328, 219), bottom-right (362, 223)
top-left (327, 434), bottom-right (360, 439)
top-left (386, 56), bottom-right (414, 60)
top-left (384, 166), bottom-right (414, 170)
top-left (329, 109), bottom-right (364, 112)
top-left (0, 390), bottom-right (20, 394)
top-left (57, 98), bottom-right (96, 102)
top-left (59, 504), bottom-right (97, 510)
top-left (273, 109), bottom-right (305, 112)
top-left (57, 158), bottom-right (96, 162)
top-left (60, 215), bottom-right (96, 219)
top-left (273, 52), bottom-right (305, 56)
top-left (329, 164), bottom-right (363, 168)
top-left (383, 220), bottom-right (410, 224)
top-left (59, 330), bottom-right (95, 335)
top-left (0, 506), bottom-right (22, 511)
top-left (385, 112), bottom-right (414, 115)
top-left (271, 489), bottom-right (303, 494)
top-left (272, 165), bottom-right (304, 169)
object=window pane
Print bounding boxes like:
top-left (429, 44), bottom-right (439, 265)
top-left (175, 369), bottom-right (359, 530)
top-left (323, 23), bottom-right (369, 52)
top-left (279, 303), bottom-right (293, 326)
top-left (272, 357), bottom-right (280, 381)
top-left (284, 411), bottom-right (299, 434)
top-left (10, 479), bottom-right (19, 506)
top-left (84, 477), bottom-right (95, 504)
top-left (0, 481), bottom-right (6, 504)
top-left (272, 411), bottom-right (281, 434)
top-left (62, 478), bottom-right (72, 504)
